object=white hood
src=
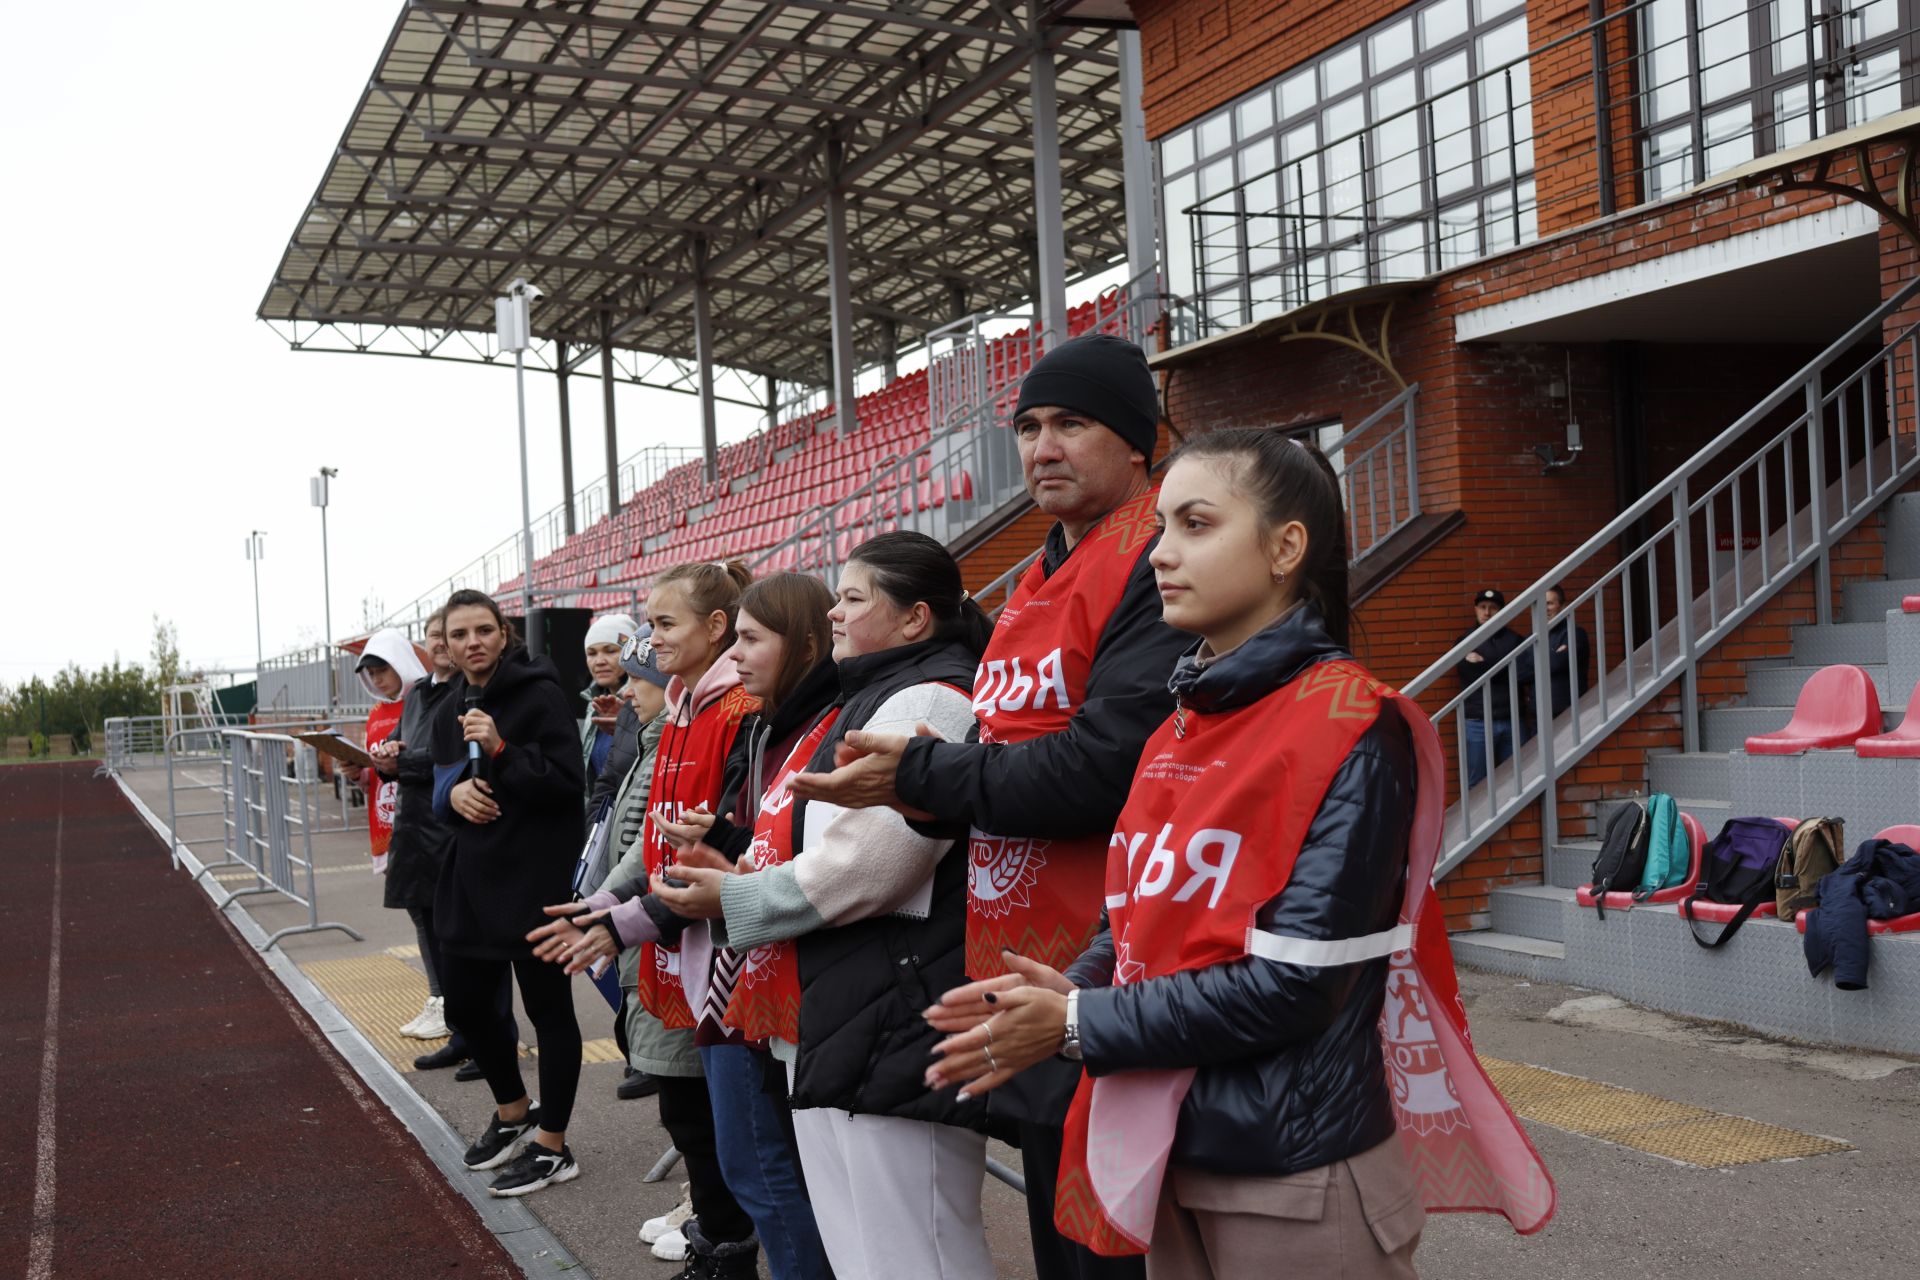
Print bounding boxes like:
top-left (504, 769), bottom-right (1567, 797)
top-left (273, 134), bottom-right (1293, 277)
top-left (356, 628), bottom-right (429, 702)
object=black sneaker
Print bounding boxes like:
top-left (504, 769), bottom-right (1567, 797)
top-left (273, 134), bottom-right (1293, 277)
top-left (487, 1141), bottom-right (579, 1197)
top-left (672, 1221), bottom-right (758, 1280)
top-left (616, 1068), bottom-right (660, 1101)
top-left (413, 1041), bottom-right (470, 1071)
top-left (454, 1059), bottom-right (487, 1083)
top-left (463, 1104), bottom-right (541, 1170)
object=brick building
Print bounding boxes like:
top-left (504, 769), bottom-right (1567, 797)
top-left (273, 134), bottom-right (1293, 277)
top-left (1076, 0), bottom-right (1920, 941)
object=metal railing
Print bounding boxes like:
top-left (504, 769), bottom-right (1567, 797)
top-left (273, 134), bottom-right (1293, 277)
top-left (156, 724), bottom-right (364, 949)
top-left (1177, 0), bottom-right (1920, 339)
top-left (1409, 277), bottom-right (1920, 878)
top-left (1332, 382), bottom-right (1422, 562)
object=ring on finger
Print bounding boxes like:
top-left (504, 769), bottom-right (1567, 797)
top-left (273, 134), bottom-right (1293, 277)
top-left (983, 1015), bottom-right (996, 1046)
top-left (983, 1045), bottom-right (999, 1074)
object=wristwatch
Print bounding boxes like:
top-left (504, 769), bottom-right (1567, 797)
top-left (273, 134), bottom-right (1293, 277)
top-left (1060, 988), bottom-right (1083, 1062)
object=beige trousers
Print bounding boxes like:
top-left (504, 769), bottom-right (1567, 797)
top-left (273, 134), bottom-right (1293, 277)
top-left (1146, 1137), bottom-right (1424, 1280)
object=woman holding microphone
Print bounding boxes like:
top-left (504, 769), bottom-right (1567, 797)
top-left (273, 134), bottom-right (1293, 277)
top-left (430, 589), bottom-right (586, 1197)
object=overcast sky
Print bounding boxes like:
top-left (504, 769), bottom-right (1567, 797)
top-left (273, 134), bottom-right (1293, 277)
top-left (0, 0), bottom-right (772, 684)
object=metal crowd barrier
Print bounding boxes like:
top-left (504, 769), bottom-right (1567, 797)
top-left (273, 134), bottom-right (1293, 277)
top-left (158, 725), bottom-right (363, 950)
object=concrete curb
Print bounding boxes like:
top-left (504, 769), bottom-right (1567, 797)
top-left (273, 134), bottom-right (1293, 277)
top-left (109, 770), bottom-right (588, 1279)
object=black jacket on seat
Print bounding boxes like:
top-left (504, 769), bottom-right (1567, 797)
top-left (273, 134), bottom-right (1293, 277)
top-left (1066, 605), bottom-right (1416, 1178)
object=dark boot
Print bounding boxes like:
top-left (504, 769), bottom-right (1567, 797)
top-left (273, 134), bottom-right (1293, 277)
top-left (413, 1038), bottom-right (471, 1071)
top-left (616, 1068), bottom-right (660, 1101)
top-left (673, 1220), bottom-right (758, 1280)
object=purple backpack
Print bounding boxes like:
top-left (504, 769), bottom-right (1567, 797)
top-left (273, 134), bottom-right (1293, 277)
top-left (1682, 818), bottom-right (1791, 948)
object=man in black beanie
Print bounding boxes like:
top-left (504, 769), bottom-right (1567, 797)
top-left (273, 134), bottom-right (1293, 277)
top-left (792, 331), bottom-right (1187, 1280)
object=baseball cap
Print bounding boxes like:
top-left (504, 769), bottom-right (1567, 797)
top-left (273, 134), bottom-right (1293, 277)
top-left (1473, 588), bottom-right (1506, 607)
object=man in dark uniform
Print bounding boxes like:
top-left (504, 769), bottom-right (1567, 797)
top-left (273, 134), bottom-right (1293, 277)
top-left (1456, 587), bottom-right (1526, 785)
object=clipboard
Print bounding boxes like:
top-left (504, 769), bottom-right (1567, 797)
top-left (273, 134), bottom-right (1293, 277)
top-left (295, 732), bottom-right (377, 769)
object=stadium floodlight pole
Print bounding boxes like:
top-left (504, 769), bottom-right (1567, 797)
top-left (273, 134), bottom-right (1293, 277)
top-left (496, 278), bottom-right (539, 623)
top-left (244, 531), bottom-right (267, 678)
top-left (310, 469), bottom-right (338, 707)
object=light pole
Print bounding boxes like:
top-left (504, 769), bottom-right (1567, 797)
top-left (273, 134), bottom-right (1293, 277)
top-left (496, 277), bottom-right (540, 623)
top-left (310, 467), bottom-right (338, 707)
top-left (244, 530), bottom-right (267, 678)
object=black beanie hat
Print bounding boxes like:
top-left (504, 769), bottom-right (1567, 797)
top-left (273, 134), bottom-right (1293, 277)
top-left (1013, 333), bottom-right (1161, 460)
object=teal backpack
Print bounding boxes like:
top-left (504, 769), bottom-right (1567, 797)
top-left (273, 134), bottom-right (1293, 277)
top-left (1633, 794), bottom-right (1691, 897)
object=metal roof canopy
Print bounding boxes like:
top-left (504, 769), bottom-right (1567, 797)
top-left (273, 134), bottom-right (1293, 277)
top-left (259, 0), bottom-right (1130, 398)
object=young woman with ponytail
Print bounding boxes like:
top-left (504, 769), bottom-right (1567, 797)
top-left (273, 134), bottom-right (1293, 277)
top-left (528, 560), bottom-right (764, 1278)
top-left (651, 532), bottom-right (999, 1280)
top-left (922, 429), bottom-right (1556, 1277)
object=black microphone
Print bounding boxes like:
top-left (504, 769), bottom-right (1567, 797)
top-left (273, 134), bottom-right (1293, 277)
top-left (464, 688), bottom-right (483, 766)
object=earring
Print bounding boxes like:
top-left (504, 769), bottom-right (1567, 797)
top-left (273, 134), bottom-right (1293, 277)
top-left (1273, 570), bottom-right (1286, 584)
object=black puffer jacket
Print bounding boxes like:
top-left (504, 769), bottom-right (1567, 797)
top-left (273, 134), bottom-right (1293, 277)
top-left (587, 702), bottom-right (642, 817)
top-left (1067, 605), bottom-right (1415, 1178)
top-left (791, 638), bottom-right (985, 1130)
top-left (430, 648), bottom-right (586, 959)
top-left (385, 674), bottom-right (457, 910)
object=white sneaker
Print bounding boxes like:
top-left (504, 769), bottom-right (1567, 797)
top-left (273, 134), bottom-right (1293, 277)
top-left (398, 996), bottom-right (434, 1038)
top-left (650, 1228), bottom-right (689, 1262)
top-left (410, 997), bottom-right (449, 1040)
top-left (640, 1185), bottom-right (692, 1245)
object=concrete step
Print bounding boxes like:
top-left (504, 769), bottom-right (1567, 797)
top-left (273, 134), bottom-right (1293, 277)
top-left (1842, 577), bottom-right (1920, 623)
top-left (1547, 840), bottom-right (1596, 889)
top-left (1793, 620), bottom-right (1888, 666)
top-left (1450, 931), bottom-right (1567, 984)
top-left (1887, 494), bottom-right (1920, 577)
top-left (1595, 795), bottom-right (1730, 828)
top-left (1701, 705), bottom-right (1794, 752)
top-left (1648, 752), bottom-right (1730, 801)
top-left (1489, 883), bottom-right (1573, 942)
top-left (1746, 662), bottom-right (1893, 706)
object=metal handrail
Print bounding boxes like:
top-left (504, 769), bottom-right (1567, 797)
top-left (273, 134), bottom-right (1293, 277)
top-left (1329, 382), bottom-right (1422, 562)
top-left (1409, 277), bottom-right (1920, 880)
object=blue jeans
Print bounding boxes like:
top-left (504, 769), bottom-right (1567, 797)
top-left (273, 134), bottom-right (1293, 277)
top-left (1465, 717), bottom-right (1513, 787)
top-left (700, 1044), bottom-right (832, 1280)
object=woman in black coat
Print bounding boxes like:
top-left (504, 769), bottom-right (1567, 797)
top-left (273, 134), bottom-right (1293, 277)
top-left (430, 589), bottom-right (587, 1198)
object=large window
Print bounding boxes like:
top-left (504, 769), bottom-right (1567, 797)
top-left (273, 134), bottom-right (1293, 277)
top-left (1639, 0), bottom-right (1920, 200)
top-left (1160, 0), bottom-right (1532, 335)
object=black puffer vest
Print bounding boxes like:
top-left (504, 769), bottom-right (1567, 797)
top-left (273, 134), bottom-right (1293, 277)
top-left (789, 637), bottom-right (985, 1131)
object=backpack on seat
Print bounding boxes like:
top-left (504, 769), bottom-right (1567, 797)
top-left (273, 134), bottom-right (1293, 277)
top-left (1588, 800), bottom-right (1650, 918)
top-left (1683, 818), bottom-right (1793, 948)
top-left (1777, 817), bottom-right (1844, 922)
top-left (1633, 794), bottom-right (1690, 899)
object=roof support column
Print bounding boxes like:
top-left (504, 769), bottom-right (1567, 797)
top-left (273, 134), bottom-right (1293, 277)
top-left (825, 135), bottom-right (859, 438)
top-left (1030, 40), bottom-right (1068, 344)
top-left (881, 320), bottom-right (899, 384)
top-left (556, 342), bottom-right (576, 536)
top-left (693, 239), bottom-right (720, 485)
top-left (1117, 30), bottom-right (1159, 301)
top-left (766, 374), bottom-right (779, 435)
top-left (599, 314), bottom-right (621, 517)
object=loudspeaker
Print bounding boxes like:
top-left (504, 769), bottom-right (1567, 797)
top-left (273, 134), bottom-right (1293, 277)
top-left (526, 607), bottom-right (592, 693)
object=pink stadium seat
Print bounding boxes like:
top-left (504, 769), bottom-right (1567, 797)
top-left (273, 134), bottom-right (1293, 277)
top-left (1795, 824), bottom-right (1920, 937)
top-left (1856, 679), bottom-right (1920, 759)
top-left (1576, 811), bottom-right (1708, 909)
top-left (1743, 665), bottom-right (1883, 754)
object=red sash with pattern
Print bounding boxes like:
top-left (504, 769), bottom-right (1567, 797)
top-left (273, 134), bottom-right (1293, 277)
top-left (966, 489), bottom-right (1160, 979)
top-left (363, 700), bottom-right (404, 861)
top-left (636, 683), bottom-right (760, 1029)
top-left (1055, 661), bottom-right (1555, 1254)
top-left (725, 709), bottom-right (842, 1043)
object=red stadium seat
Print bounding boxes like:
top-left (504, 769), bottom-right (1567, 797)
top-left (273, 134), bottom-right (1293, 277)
top-left (1857, 679), bottom-right (1920, 759)
top-left (1796, 824), bottom-right (1920, 936)
top-left (1905, 596), bottom-right (1920, 613)
top-left (1577, 812), bottom-right (1707, 910)
top-left (1743, 665), bottom-right (1882, 754)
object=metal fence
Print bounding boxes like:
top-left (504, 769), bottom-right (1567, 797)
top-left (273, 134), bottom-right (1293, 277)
top-left (155, 724), bottom-right (365, 950)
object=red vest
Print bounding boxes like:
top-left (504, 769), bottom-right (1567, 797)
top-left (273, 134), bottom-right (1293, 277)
top-left (724, 709), bottom-right (842, 1044)
top-left (363, 700), bottom-right (404, 860)
top-left (1053, 661), bottom-right (1556, 1254)
top-left (635, 683), bottom-right (760, 1029)
top-left (966, 489), bottom-right (1160, 979)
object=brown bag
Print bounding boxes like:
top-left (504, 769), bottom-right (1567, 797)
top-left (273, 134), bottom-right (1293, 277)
top-left (1776, 817), bottom-right (1844, 921)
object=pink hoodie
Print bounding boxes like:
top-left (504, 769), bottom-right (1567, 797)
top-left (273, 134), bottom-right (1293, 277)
top-left (583, 652), bottom-right (743, 963)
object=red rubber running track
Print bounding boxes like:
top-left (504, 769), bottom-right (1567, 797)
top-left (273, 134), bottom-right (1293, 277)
top-left (0, 763), bottom-right (520, 1279)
